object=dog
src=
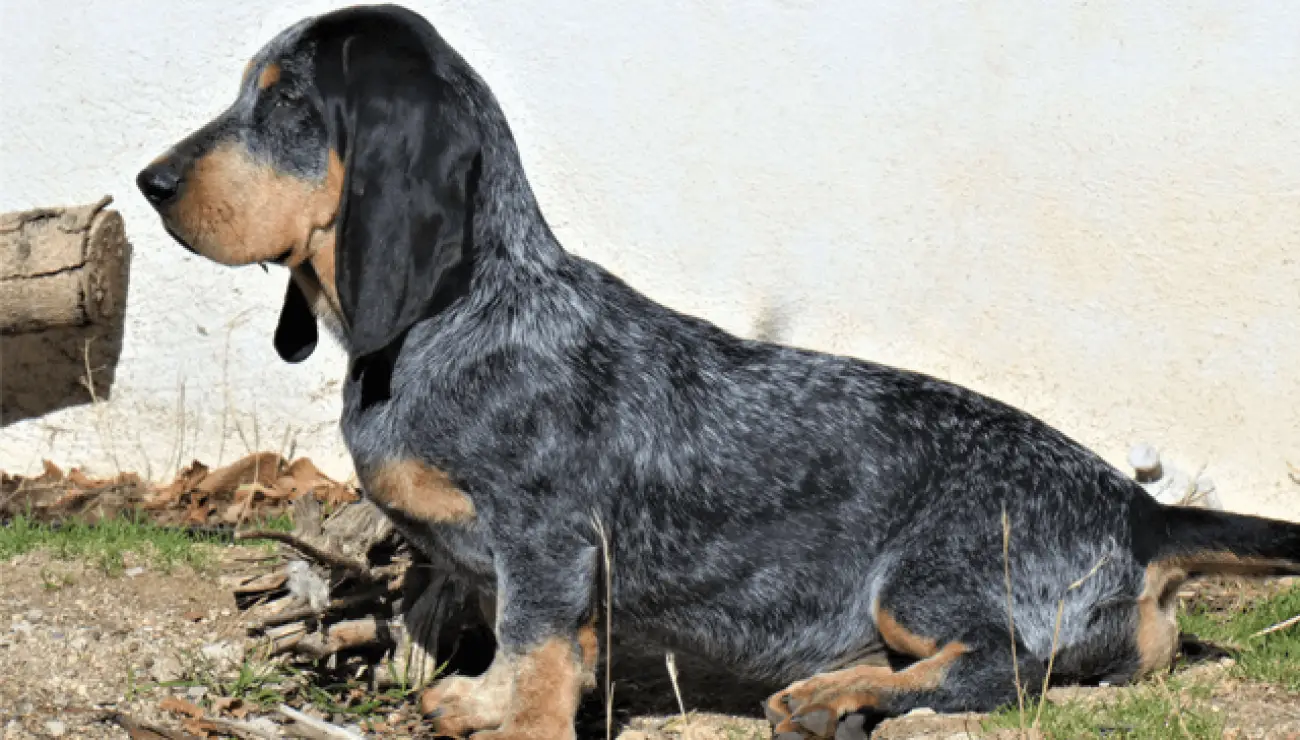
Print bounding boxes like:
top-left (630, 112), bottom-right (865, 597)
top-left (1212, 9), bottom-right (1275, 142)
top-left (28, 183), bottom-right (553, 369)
top-left (135, 5), bottom-right (1300, 738)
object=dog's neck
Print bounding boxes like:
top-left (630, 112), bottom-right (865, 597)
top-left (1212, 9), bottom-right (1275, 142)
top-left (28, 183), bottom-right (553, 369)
top-left (468, 117), bottom-right (566, 276)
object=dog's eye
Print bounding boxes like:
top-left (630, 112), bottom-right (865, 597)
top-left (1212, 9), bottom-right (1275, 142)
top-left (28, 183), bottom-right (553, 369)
top-left (272, 86), bottom-right (302, 106)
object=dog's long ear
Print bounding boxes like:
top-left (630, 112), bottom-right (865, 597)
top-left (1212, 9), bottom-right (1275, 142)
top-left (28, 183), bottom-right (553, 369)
top-left (328, 26), bottom-right (482, 361)
top-left (274, 277), bottom-right (318, 363)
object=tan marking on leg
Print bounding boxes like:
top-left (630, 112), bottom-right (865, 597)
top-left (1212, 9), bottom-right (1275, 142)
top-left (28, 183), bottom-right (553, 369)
top-left (873, 606), bottom-right (939, 659)
top-left (577, 622), bottom-right (599, 689)
top-left (168, 144), bottom-right (342, 266)
top-left (769, 642), bottom-right (969, 737)
top-left (1134, 561), bottom-right (1187, 678)
top-left (421, 652), bottom-right (513, 737)
top-left (424, 636), bottom-right (586, 740)
top-left (257, 62), bottom-right (281, 90)
top-left (477, 636), bottom-right (585, 740)
top-left (366, 460), bottom-right (476, 525)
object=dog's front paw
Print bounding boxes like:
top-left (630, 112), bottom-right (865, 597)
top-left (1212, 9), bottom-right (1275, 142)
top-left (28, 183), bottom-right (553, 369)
top-left (765, 675), bottom-right (877, 740)
top-left (420, 674), bottom-right (508, 738)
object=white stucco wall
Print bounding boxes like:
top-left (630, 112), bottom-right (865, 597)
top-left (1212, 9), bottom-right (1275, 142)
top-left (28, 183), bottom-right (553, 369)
top-left (2, 1), bottom-right (1298, 519)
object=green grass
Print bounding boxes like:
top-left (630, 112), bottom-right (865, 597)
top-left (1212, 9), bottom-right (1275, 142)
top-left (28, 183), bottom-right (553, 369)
top-left (985, 677), bottom-right (1225, 739)
top-left (0, 512), bottom-right (225, 574)
top-left (1178, 583), bottom-right (1300, 691)
top-left (987, 583), bottom-right (1300, 738)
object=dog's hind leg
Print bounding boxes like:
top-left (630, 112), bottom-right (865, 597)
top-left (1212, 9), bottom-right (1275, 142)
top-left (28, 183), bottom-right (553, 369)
top-left (764, 618), bottom-right (1045, 739)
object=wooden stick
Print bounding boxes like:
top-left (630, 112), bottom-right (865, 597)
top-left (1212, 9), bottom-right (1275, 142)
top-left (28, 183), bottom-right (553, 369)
top-left (1251, 613), bottom-right (1300, 639)
top-left (234, 530), bottom-right (371, 578)
top-left (277, 704), bottom-right (365, 740)
top-left (254, 582), bottom-right (397, 630)
top-left (291, 617), bottom-right (396, 659)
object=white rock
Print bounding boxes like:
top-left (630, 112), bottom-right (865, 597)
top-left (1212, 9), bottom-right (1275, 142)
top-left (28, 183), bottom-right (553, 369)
top-left (124, 567), bottom-right (146, 577)
top-left (1128, 443), bottom-right (1162, 478)
top-left (44, 720), bottom-right (66, 737)
top-left (904, 707), bottom-right (936, 717)
top-left (25, 609), bottom-right (43, 622)
top-left (200, 640), bottom-right (244, 672)
top-left (150, 655), bottom-right (185, 683)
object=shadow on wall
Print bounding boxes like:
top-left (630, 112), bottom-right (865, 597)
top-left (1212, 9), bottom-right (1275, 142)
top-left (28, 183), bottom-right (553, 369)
top-left (0, 196), bottom-right (133, 426)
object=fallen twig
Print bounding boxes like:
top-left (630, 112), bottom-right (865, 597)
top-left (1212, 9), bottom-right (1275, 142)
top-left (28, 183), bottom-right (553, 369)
top-left (291, 616), bottom-right (397, 659)
top-left (187, 717), bottom-right (280, 740)
top-left (278, 704), bottom-right (365, 740)
top-left (235, 530), bottom-right (372, 578)
top-left (1251, 613), bottom-right (1300, 639)
top-left (254, 581), bottom-right (398, 630)
top-left (101, 712), bottom-right (202, 740)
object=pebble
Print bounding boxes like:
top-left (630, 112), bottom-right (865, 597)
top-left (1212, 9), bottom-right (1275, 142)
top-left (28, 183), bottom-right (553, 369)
top-left (25, 609), bottom-right (44, 622)
top-left (187, 686), bottom-right (209, 700)
top-left (150, 655), bottom-right (185, 683)
top-left (70, 636), bottom-right (89, 652)
top-left (44, 720), bottom-right (66, 737)
top-left (200, 640), bottom-right (244, 671)
top-left (125, 567), bottom-right (145, 577)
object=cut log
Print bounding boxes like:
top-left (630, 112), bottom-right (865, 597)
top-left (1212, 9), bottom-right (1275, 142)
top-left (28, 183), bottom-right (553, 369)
top-left (0, 195), bottom-right (130, 335)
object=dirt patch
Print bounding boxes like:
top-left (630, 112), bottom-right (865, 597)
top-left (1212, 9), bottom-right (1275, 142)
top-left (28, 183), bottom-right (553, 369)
top-left (1, 549), bottom-right (257, 739)
top-left (2, 549), bottom-right (1298, 740)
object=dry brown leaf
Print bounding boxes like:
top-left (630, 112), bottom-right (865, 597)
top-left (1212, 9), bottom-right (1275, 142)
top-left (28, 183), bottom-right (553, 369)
top-left (197, 453), bottom-right (287, 496)
top-left (212, 697), bottom-right (250, 719)
top-left (37, 459), bottom-right (65, 482)
top-left (160, 695), bottom-right (206, 719)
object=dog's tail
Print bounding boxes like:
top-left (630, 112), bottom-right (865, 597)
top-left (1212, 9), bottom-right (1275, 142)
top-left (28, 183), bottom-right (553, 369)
top-left (1147, 503), bottom-right (1300, 576)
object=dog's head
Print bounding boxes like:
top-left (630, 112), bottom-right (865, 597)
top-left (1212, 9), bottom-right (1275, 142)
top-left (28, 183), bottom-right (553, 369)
top-left (137, 5), bottom-right (482, 364)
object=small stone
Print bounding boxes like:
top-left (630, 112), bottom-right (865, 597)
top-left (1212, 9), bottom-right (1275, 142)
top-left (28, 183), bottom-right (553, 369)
top-left (200, 640), bottom-right (244, 672)
top-left (25, 609), bottom-right (44, 622)
top-left (70, 637), bottom-right (89, 652)
top-left (124, 567), bottom-right (145, 577)
top-left (44, 720), bottom-right (66, 737)
top-left (246, 719), bottom-right (281, 737)
top-left (150, 655), bottom-right (185, 683)
top-left (186, 686), bottom-right (208, 700)
top-left (904, 707), bottom-right (936, 717)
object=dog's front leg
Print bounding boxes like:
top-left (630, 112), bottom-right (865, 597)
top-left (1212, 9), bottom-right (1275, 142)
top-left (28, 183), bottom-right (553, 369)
top-left (422, 535), bottom-right (599, 740)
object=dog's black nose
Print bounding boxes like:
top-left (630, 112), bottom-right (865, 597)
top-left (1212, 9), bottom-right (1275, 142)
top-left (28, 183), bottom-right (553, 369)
top-left (136, 162), bottom-right (183, 207)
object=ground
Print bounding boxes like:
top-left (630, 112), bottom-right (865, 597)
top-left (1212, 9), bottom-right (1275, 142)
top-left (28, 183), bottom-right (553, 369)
top-left (1, 528), bottom-right (1298, 739)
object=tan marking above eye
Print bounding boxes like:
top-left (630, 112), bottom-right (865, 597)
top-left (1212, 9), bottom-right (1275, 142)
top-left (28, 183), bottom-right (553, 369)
top-left (258, 62), bottom-right (282, 90)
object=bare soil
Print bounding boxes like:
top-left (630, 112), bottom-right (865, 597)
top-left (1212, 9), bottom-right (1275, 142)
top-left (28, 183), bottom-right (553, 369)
top-left (2, 550), bottom-right (1299, 740)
